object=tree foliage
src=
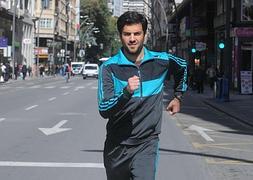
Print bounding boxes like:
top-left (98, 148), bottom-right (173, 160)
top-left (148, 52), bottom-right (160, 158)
top-left (80, 0), bottom-right (119, 58)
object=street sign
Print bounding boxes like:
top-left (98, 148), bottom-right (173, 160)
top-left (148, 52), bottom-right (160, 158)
top-left (22, 38), bottom-right (31, 44)
top-left (195, 41), bottom-right (206, 51)
top-left (79, 49), bottom-right (85, 57)
top-left (0, 37), bottom-right (8, 47)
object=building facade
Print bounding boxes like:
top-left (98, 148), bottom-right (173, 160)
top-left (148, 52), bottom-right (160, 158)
top-left (153, 0), bottom-right (253, 94)
top-left (34, 0), bottom-right (78, 72)
top-left (107, 0), bottom-right (123, 17)
top-left (0, 0), bottom-right (35, 70)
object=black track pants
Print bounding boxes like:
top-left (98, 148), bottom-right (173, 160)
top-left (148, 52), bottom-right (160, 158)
top-left (103, 138), bottom-right (159, 180)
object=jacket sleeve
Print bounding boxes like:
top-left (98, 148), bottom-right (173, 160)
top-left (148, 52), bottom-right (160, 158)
top-left (168, 53), bottom-right (188, 96)
top-left (97, 64), bottom-right (132, 119)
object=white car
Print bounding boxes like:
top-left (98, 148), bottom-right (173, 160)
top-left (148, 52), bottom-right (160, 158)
top-left (82, 64), bottom-right (99, 79)
top-left (71, 62), bottom-right (84, 75)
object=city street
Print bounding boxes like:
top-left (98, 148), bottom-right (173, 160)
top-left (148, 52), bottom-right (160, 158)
top-left (0, 76), bottom-right (252, 180)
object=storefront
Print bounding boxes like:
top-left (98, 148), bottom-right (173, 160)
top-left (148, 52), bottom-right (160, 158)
top-left (232, 27), bottom-right (253, 94)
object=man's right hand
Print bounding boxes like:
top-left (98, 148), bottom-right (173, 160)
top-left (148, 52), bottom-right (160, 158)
top-left (126, 75), bottom-right (140, 94)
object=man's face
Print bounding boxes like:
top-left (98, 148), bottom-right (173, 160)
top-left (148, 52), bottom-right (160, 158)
top-left (120, 23), bottom-right (146, 56)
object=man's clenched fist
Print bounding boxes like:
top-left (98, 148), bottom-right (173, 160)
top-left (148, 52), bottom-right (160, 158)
top-left (126, 75), bottom-right (140, 94)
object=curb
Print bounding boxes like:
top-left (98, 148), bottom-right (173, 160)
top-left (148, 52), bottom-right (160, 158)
top-left (203, 100), bottom-right (253, 128)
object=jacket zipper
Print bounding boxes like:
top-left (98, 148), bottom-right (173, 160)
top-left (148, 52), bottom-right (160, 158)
top-left (137, 67), bottom-right (143, 98)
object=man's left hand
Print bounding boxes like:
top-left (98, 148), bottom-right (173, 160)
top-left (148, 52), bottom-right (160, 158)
top-left (166, 98), bottom-right (181, 115)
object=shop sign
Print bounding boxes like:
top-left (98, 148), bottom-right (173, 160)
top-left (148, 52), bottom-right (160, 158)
top-left (23, 38), bottom-right (31, 44)
top-left (34, 47), bottom-right (48, 55)
top-left (0, 37), bottom-right (8, 47)
top-left (195, 41), bottom-right (207, 51)
top-left (234, 28), bottom-right (253, 37)
top-left (240, 71), bottom-right (252, 94)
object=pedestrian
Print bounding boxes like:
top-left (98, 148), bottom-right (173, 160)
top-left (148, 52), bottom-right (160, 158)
top-left (14, 65), bottom-right (18, 80)
top-left (206, 65), bottom-right (216, 89)
top-left (63, 63), bottom-right (70, 83)
top-left (28, 66), bottom-right (32, 77)
top-left (0, 64), bottom-right (3, 83)
top-left (97, 11), bottom-right (188, 180)
top-left (1, 63), bottom-right (6, 81)
top-left (39, 65), bottom-right (44, 77)
top-left (194, 66), bottom-right (205, 93)
top-left (22, 64), bottom-right (27, 80)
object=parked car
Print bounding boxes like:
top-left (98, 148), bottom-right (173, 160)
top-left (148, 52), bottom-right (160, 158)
top-left (82, 63), bottom-right (99, 79)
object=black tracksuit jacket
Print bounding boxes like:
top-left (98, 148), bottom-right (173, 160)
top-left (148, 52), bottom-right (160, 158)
top-left (98, 47), bottom-right (187, 145)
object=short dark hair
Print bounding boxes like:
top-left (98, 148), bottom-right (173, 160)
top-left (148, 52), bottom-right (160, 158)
top-left (117, 11), bottom-right (148, 35)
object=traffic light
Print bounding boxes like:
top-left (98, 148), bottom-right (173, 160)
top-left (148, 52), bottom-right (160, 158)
top-left (218, 41), bottom-right (225, 49)
top-left (191, 47), bottom-right (196, 53)
top-left (218, 31), bottom-right (225, 49)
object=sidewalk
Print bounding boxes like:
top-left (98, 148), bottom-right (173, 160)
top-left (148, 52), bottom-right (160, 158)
top-left (191, 85), bottom-right (253, 127)
top-left (0, 75), bottom-right (57, 85)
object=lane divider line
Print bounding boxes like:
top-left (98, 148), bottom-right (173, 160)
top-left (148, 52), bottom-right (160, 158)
top-left (25, 105), bottom-right (38, 111)
top-left (0, 118), bottom-right (5, 122)
top-left (48, 97), bottom-right (56, 101)
top-left (0, 161), bottom-right (105, 168)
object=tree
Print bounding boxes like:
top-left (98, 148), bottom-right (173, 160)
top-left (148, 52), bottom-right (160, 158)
top-left (80, 0), bottom-right (119, 58)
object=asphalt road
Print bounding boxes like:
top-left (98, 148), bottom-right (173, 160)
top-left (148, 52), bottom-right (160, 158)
top-left (0, 76), bottom-right (252, 180)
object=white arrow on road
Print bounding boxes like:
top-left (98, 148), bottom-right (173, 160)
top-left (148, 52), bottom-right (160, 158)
top-left (188, 125), bottom-right (214, 142)
top-left (39, 120), bottom-right (72, 136)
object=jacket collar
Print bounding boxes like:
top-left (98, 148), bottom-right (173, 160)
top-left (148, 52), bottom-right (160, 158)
top-left (117, 47), bottom-right (160, 65)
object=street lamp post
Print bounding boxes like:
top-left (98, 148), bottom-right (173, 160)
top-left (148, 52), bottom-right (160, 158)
top-left (73, 15), bottom-right (89, 62)
top-left (36, 7), bottom-right (45, 76)
top-left (171, 0), bottom-right (179, 55)
top-left (11, 0), bottom-right (17, 76)
top-left (65, 0), bottom-right (70, 64)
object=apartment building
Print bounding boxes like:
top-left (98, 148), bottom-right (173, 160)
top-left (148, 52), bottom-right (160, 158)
top-left (34, 0), bottom-right (78, 67)
top-left (123, 0), bottom-right (150, 16)
top-left (107, 0), bottom-right (123, 17)
top-left (0, 0), bottom-right (35, 68)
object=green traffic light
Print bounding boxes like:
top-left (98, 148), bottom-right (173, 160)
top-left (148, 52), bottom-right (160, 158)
top-left (191, 48), bottom-right (196, 53)
top-left (218, 42), bottom-right (225, 49)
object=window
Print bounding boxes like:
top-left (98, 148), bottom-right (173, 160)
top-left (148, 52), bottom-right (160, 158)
top-left (242, 0), bottom-right (253, 21)
top-left (217, 0), bottom-right (225, 15)
top-left (40, 18), bottom-right (53, 28)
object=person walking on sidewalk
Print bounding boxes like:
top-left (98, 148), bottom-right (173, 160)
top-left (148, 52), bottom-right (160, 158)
top-left (22, 64), bottom-right (27, 80)
top-left (194, 66), bottom-right (205, 93)
top-left (206, 65), bottom-right (216, 89)
top-left (97, 11), bottom-right (188, 180)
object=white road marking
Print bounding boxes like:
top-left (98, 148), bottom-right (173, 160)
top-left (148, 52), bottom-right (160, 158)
top-left (60, 86), bottom-right (70, 89)
top-left (87, 82), bottom-right (93, 86)
top-left (0, 118), bottom-right (6, 122)
top-left (0, 161), bottom-right (104, 168)
top-left (25, 105), bottom-right (38, 111)
top-left (62, 92), bottom-right (69, 95)
top-left (30, 85), bottom-right (41, 88)
top-left (188, 125), bottom-right (214, 142)
top-left (91, 86), bottom-right (98, 89)
top-left (74, 86), bottom-right (85, 91)
top-left (48, 97), bottom-right (56, 101)
top-left (58, 112), bottom-right (86, 116)
top-left (45, 86), bottom-right (55, 89)
top-left (39, 120), bottom-right (72, 136)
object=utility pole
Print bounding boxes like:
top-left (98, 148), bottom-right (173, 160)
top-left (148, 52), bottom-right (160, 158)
top-left (36, 0), bottom-right (49, 76)
top-left (65, 0), bottom-right (70, 64)
top-left (225, 0), bottom-right (232, 85)
top-left (172, 0), bottom-right (179, 55)
top-left (11, 0), bottom-right (17, 76)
